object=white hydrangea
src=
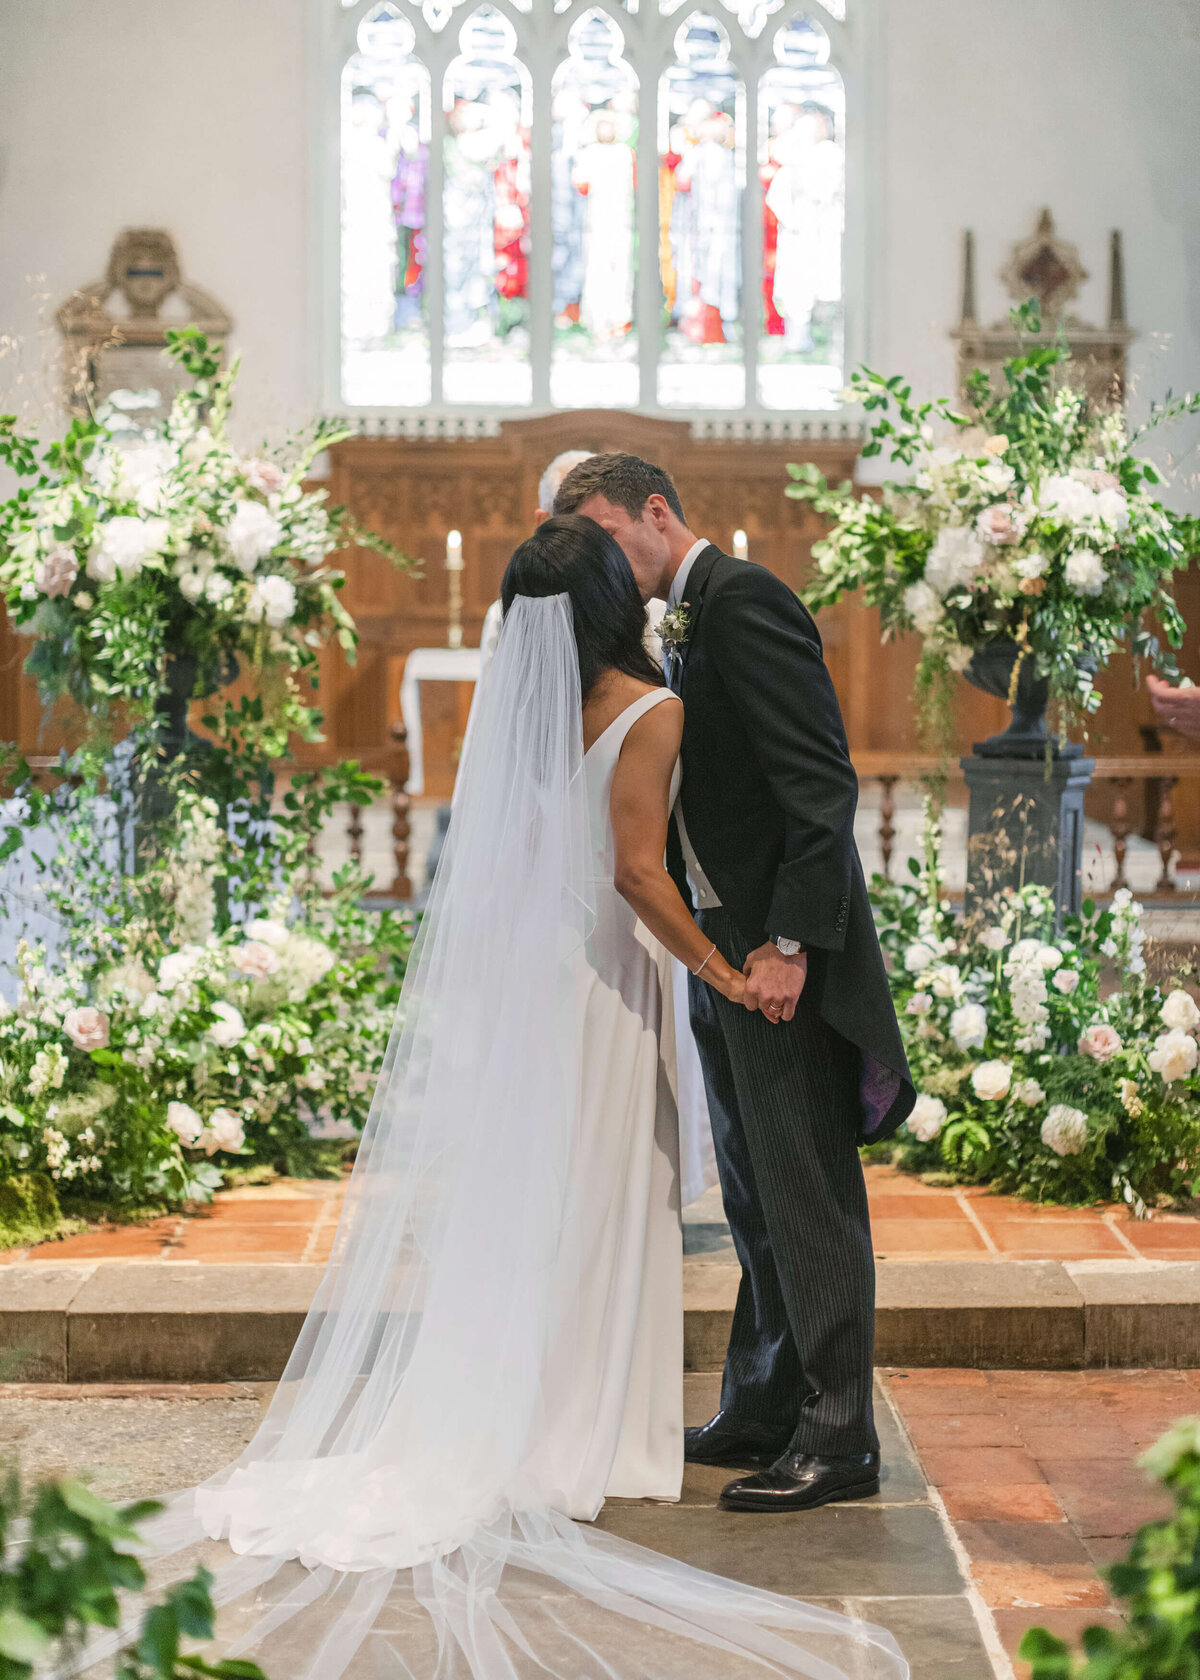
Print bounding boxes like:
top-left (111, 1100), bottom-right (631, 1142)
top-left (224, 501), bottom-right (283, 572)
top-left (158, 944), bottom-right (204, 992)
top-left (246, 574), bottom-right (297, 628)
top-left (87, 515), bottom-right (170, 583)
top-left (1041, 1104), bottom-right (1089, 1157)
top-left (907, 1094), bottom-right (948, 1142)
top-left (1038, 473), bottom-right (1097, 525)
top-left (278, 935), bottom-right (336, 1000)
top-left (1161, 990), bottom-right (1200, 1034)
top-left (924, 525), bottom-right (985, 596)
top-left (903, 581), bottom-right (943, 635)
top-left (1064, 548), bottom-right (1107, 597)
top-left (949, 1002), bottom-right (987, 1051)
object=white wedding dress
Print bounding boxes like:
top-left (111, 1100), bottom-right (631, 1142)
top-left (72, 597), bottom-right (904, 1680)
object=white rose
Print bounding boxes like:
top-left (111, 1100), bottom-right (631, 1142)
top-left (1014, 1077), bottom-right (1046, 1107)
top-left (1053, 969), bottom-right (1080, 995)
top-left (209, 1000), bottom-right (246, 1048)
top-left (1148, 1028), bottom-right (1200, 1084)
top-left (246, 574), bottom-right (297, 628)
top-left (224, 501), bottom-right (283, 572)
top-left (903, 581), bottom-right (943, 635)
top-left (979, 927), bottom-right (1008, 953)
top-left (1064, 548), bottom-right (1106, 597)
top-left (906, 992), bottom-right (933, 1016)
top-left (1036, 946), bottom-right (1063, 971)
top-left (177, 566), bottom-right (208, 603)
top-left (1038, 473), bottom-right (1096, 524)
top-left (87, 515), bottom-right (170, 583)
top-left (971, 1059), bottom-right (1012, 1101)
top-left (950, 1002), bottom-right (988, 1051)
top-left (907, 1094), bottom-right (948, 1142)
top-left (158, 945), bottom-right (204, 991)
top-left (903, 941), bottom-right (936, 974)
top-left (924, 525), bottom-right (985, 596)
top-left (166, 1100), bottom-right (204, 1146)
top-left (34, 546), bottom-right (79, 598)
top-left (1015, 551), bottom-right (1049, 580)
top-left (201, 1107), bottom-right (246, 1155)
top-left (1094, 487), bottom-right (1130, 531)
top-left (62, 1006), bottom-right (110, 1051)
top-left (1161, 990), bottom-right (1200, 1034)
top-left (232, 939), bottom-right (281, 980)
top-left (245, 918), bottom-right (290, 949)
top-left (1078, 1022), bottom-right (1123, 1063)
top-left (1041, 1103), bottom-right (1089, 1157)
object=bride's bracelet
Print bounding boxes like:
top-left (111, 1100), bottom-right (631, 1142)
top-left (692, 943), bottom-right (717, 978)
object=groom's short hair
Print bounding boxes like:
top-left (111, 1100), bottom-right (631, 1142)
top-left (553, 453), bottom-right (687, 526)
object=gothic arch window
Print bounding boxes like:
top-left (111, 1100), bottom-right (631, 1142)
top-left (330, 0), bottom-right (865, 422)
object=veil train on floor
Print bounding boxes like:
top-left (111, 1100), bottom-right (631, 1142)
top-left (68, 595), bottom-right (906, 1680)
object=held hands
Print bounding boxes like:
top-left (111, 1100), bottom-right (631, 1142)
top-left (1147, 673), bottom-right (1200, 742)
top-left (742, 943), bottom-right (807, 1023)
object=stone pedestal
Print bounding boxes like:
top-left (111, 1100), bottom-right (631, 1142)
top-left (961, 752), bottom-right (1095, 919)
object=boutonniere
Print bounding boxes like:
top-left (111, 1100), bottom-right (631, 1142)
top-left (659, 604), bottom-right (691, 653)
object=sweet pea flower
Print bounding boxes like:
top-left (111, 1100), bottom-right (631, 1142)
top-left (1052, 969), bottom-right (1080, 995)
top-left (906, 992), bottom-right (933, 1016)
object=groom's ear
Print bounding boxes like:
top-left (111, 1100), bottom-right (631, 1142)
top-left (534, 507), bottom-right (551, 527)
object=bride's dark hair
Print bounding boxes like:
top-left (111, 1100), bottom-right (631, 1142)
top-left (501, 514), bottom-right (664, 700)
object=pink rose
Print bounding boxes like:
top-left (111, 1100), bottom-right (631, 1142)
top-left (245, 459), bottom-right (284, 495)
top-left (231, 939), bottom-right (281, 980)
top-left (975, 503), bottom-right (1025, 546)
top-left (35, 546), bottom-right (80, 598)
top-left (63, 1005), bottom-right (110, 1051)
top-left (1078, 1021), bottom-right (1122, 1063)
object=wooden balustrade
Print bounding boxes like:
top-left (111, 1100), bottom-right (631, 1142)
top-left (853, 751), bottom-right (1200, 898)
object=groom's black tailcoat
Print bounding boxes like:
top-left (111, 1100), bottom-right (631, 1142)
top-left (666, 544), bottom-right (914, 1456)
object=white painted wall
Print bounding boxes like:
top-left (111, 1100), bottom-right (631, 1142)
top-left (1, 0), bottom-right (1198, 491)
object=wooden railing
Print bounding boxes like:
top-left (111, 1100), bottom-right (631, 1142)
top-left (853, 751), bottom-right (1200, 897)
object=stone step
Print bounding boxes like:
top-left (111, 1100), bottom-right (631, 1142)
top-left (4, 1257), bottom-right (1200, 1383)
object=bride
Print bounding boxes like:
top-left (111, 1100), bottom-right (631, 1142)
top-left (90, 516), bottom-right (906, 1679)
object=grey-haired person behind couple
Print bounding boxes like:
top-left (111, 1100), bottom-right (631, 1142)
top-left (555, 451), bottom-right (915, 1514)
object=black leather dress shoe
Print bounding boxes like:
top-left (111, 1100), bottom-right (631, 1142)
top-left (683, 1411), bottom-right (793, 1470)
top-left (719, 1450), bottom-right (880, 1512)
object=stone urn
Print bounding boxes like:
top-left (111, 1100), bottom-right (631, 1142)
top-left (963, 639), bottom-right (1081, 760)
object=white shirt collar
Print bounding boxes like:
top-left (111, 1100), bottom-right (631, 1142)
top-left (667, 537), bottom-right (711, 610)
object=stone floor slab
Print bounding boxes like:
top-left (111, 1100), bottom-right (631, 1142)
top-left (0, 1263), bottom-right (95, 1380)
top-left (851, 1595), bottom-right (994, 1680)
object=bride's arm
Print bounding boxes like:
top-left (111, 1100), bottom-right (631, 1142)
top-left (610, 700), bottom-right (745, 1005)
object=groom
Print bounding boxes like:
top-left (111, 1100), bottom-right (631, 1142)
top-left (556, 453), bottom-right (914, 1513)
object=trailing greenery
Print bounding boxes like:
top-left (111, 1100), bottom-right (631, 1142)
top-left (788, 304), bottom-right (1200, 743)
top-left (1021, 1418), bottom-right (1200, 1678)
top-left (872, 804), bottom-right (1200, 1210)
top-left (0, 1470), bottom-right (265, 1680)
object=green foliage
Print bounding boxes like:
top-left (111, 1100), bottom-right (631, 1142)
top-left (1021, 1419), bottom-right (1200, 1678)
top-left (0, 1175), bottom-right (64, 1251)
top-left (788, 317), bottom-right (1197, 746)
top-left (0, 1471), bottom-right (266, 1680)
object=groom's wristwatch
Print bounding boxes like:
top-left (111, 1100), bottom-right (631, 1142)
top-left (774, 937), bottom-right (805, 957)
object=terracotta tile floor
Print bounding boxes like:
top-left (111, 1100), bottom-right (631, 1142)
top-left (884, 1367), bottom-right (1200, 1671)
top-left (6, 1161), bottom-right (1199, 1266)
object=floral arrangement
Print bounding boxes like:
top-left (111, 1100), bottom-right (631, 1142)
top-left (872, 805), bottom-right (1200, 1209)
top-left (0, 329), bottom-right (411, 739)
top-left (789, 307), bottom-right (1200, 733)
top-left (0, 776), bottom-right (410, 1227)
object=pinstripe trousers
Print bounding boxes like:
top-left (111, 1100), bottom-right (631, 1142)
top-left (690, 907), bottom-right (879, 1457)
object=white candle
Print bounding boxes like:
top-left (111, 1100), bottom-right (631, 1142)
top-left (732, 529), bottom-right (749, 561)
top-left (445, 529), bottom-right (464, 572)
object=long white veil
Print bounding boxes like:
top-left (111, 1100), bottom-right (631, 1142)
top-left (73, 595), bottom-right (906, 1680)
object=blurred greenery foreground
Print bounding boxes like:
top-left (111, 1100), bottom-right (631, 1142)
top-left (0, 333), bottom-right (416, 1243)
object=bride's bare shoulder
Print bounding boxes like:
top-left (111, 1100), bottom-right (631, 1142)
top-left (582, 672), bottom-right (677, 752)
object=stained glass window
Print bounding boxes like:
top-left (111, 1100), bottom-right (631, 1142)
top-left (340, 5), bottom-right (432, 406)
top-left (550, 11), bottom-right (639, 409)
top-left (442, 9), bottom-right (532, 406)
top-left (658, 15), bottom-right (745, 408)
top-left (758, 15), bottom-right (845, 410)
top-left (335, 0), bottom-right (854, 416)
